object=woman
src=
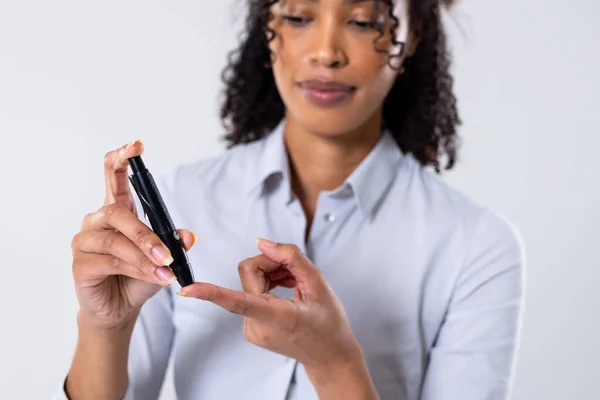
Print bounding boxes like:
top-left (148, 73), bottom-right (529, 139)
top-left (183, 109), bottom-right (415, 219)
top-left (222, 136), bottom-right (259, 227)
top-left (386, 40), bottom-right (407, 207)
top-left (58, 0), bottom-right (524, 399)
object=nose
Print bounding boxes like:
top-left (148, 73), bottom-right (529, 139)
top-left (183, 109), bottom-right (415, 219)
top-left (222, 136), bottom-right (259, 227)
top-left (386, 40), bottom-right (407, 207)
top-left (309, 16), bottom-right (348, 69)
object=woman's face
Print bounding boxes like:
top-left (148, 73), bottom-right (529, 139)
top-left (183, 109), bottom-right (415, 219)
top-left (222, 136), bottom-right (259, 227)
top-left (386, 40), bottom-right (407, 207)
top-left (268, 0), bottom-right (412, 138)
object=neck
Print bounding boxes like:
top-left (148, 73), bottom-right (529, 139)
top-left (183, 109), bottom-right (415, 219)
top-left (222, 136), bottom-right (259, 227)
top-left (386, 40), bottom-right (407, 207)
top-left (283, 110), bottom-right (383, 230)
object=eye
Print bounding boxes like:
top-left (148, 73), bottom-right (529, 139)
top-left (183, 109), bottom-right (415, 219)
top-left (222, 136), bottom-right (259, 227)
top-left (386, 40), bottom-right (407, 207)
top-left (351, 20), bottom-right (384, 30)
top-left (282, 15), bottom-right (311, 27)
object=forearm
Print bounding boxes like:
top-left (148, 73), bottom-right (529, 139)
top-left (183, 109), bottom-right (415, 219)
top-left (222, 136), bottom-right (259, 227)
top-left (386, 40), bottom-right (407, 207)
top-left (65, 311), bottom-right (138, 400)
top-left (306, 351), bottom-right (379, 400)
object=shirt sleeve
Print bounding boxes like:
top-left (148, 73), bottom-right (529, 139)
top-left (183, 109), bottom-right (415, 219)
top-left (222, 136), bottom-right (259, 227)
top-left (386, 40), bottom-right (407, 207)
top-left (125, 286), bottom-right (176, 399)
top-left (420, 210), bottom-right (526, 400)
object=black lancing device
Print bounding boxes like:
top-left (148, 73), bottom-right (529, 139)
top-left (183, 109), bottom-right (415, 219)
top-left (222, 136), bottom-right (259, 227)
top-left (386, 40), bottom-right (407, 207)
top-left (128, 155), bottom-right (195, 287)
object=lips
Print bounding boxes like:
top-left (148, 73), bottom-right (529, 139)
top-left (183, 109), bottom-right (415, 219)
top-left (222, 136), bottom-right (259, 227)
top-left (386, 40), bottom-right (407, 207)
top-left (298, 80), bottom-right (356, 107)
top-left (299, 80), bottom-right (355, 92)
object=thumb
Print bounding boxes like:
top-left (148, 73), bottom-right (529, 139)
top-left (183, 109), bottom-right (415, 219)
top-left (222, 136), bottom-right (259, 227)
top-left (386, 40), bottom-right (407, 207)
top-left (178, 229), bottom-right (198, 252)
top-left (255, 238), bottom-right (322, 290)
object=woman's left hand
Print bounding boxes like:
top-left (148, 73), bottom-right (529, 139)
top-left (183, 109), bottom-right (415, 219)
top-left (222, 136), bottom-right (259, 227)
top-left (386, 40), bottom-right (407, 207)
top-left (177, 238), bottom-right (370, 388)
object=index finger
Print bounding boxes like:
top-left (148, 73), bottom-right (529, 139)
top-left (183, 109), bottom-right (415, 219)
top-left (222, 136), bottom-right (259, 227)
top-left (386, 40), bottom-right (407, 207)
top-left (88, 203), bottom-right (174, 267)
top-left (178, 283), bottom-right (296, 323)
top-left (103, 139), bottom-right (144, 209)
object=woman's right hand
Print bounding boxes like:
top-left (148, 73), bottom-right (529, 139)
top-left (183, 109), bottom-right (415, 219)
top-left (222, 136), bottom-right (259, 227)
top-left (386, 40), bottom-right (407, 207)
top-left (70, 140), bottom-right (197, 331)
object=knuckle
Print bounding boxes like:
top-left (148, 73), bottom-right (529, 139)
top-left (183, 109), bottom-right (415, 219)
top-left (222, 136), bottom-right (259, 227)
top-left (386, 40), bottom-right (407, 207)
top-left (237, 259), bottom-right (252, 274)
top-left (122, 260), bottom-right (145, 279)
top-left (206, 285), bottom-right (219, 302)
top-left (227, 302), bottom-right (249, 316)
top-left (109, 256), bottom-right (122, 269)
top-left (98, 230), bottom-right (118, 251)
top-left (70, 233), bottom-right (81, 251)
top-left (81, 212), bottom-right (94, 229)
top-left (102, 203), bottom-right (122, 223)
top-left (288, 245), bottom-right (305, 261)
top-left (103, 151), bottom-right (114, 167)
top-left (226, 293), bottom-right (249, 316)
top-left (132, 227), bottom-right (153, 248)
top-left (136, 253), bottom-right (154, 273)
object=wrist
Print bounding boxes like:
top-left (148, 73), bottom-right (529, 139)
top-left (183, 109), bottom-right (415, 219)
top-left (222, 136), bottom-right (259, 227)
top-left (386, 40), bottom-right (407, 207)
top-left (75, 309), bottom-right (138, 363)
top-left (305, 348), bottom-right (363, 387)
top-left (67, 311), bottom-right (139, 400)
top-left (305, 343), bottom-right (378, 400)
top-left (77, 308), bottom-right (140, 334)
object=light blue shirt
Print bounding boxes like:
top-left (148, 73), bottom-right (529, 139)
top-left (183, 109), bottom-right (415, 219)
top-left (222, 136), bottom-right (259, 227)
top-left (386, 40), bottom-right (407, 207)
top-left (56, 119), bottom-right (525, 400)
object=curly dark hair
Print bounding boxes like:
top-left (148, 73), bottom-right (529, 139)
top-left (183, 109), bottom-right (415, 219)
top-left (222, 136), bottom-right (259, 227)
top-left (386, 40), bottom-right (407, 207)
top-left (220, 0), bottom-right (461, 172)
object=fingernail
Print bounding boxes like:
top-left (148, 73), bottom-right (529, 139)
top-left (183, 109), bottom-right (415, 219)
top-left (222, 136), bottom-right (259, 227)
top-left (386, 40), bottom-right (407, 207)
top-left (156, 267), bottom-right (177, 285)
top-left (176, 290), bottom-right (190, 297)
top-left (152, 245), bottom-right (174, 265)
top-left (191, 231), bottom-right (198, 246)
top-left (256, 237), bottom-right (277, 248)
top-left (125, 139), bottom-right (141, 150)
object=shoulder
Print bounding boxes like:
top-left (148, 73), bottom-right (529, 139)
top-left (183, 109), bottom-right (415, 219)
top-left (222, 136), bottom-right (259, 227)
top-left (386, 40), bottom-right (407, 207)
top-left (393, 156), bottom-right (526, 300)
top-left (399, 154), bottom-right (525, 263)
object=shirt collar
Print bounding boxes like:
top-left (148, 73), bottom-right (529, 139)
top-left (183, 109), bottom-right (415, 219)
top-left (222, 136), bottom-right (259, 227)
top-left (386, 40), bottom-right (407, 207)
top-left (344, 130), bottom-right (403, 218)
top-left (244, 119), bottom-right (403, 218)
top-left (244, 119), bottom-right (291, 199)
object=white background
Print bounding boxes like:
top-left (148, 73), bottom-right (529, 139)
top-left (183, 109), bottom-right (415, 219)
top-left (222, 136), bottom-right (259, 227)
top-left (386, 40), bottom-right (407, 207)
top-left (0, 0), bottom-right (598, 399)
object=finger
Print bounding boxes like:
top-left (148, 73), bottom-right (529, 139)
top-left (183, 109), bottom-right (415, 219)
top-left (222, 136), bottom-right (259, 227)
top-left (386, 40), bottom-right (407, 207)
top-left (81, 203), bottom-right (174, 267)
top-left (267, 277), bottom-right (297, 291)
top-left (265, 268), bottom-right (293, 282)
top-left (255, 239), bottom-right (322, 289)
top-left (178, 229), bottom-right (198, 252)
top-left (72, 251), bottom-right (174, 287)
top-left (82, 212), bottom-right (197, 255)
top-left (237, 255), bottom-right (282, 295)
top-left (72, 230), bottom-right (177, 285)
top-left (177, 283), bottom-right (294, 323)
top-left (103, 140), bottom-right (144, 208)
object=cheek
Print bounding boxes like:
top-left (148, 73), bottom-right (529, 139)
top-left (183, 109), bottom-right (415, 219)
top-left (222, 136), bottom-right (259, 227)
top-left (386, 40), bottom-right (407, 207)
top-left (352, 32), bottom-right (402, 91)
top-left (271, 63), bottom-right (287, 102)
top-left (373, 71), bottom-right (398, 107)
top-left (269, 34), bottom-right (305, 99)
top-left (270, 51), bottom-right (290, 97)
top-left (269, 31), bottom-right (304, 70)
top-left (356, 52), bottom-right (399, 100)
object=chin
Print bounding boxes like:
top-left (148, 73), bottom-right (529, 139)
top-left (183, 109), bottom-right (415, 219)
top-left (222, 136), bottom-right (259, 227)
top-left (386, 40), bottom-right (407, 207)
top-left (296, 117), bottom-right (360, 139)
top-left (287, 104), bottom-right (372, 139)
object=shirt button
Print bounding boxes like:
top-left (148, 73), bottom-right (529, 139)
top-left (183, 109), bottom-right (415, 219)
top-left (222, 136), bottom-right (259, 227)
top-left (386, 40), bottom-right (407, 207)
top-left (324, 213), bottom-right (336, 223)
